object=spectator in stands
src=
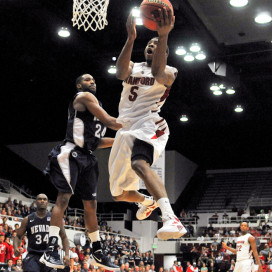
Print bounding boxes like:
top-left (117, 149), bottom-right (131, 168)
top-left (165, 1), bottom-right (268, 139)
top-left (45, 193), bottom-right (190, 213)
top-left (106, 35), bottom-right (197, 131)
top-left (199, 247), bottom-right (209, 265)
top-left (5, 259), bottom-right (15, 271)
top-left (262, 222), bottom-right (271, 235)
top-left (196, 261), bottom-right (202, 271)
top-left (192, 212), bottom-right (199, 223)
top-left (0, 225), bottom-right (5, 236)
top-left (261, 259), bottom-right (267, 272)
top-left (180, 209), bottom-right (186, 219)
top-left (222, 212), bottom-right (229, 224)
top-left (0, 217), bottom-right (8, 228)
top-left (0, 234), bottom-right (8, 263)
top-left (187, 223), bottom-right (194, 237)
top-left (200, 263), bottom-right (207, 272)
top-left (260, 244), bottom-right (270, 256)
top-left (192, 262), bottom-right (198, 272)
top-left (13, 258), bottom-right (22, 271)
top-left (190, 246), bottom-right (199, 261)
top-left (148, 252), bottom-right (154, 265)
top-left (150, 264), bottom-right (156, 272)
top-left (211, 212), bottom-right (218, 224)
top-left (81, 262), bottom-right (90, 272)
top-left (186, 262), bottom-right (193, 272)
top-left (215, 252), bottom-right (223, 264)
top-left (134, 251), bottom-right (142, 266)
top-left (172, 261), bottom-right (178, 272)
top-left (208, 262), bottom-right (215, 272)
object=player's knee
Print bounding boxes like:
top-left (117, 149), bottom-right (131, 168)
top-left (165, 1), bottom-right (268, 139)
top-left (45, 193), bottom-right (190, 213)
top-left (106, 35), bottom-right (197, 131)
top-left (131, 160), bottom-right (148, 175)
top-left (83, 200), bottom-right (97, 213)
top-left (112, 192), bottom-right (128, 202)
top-left (56, 193), bottom-right (70, 209)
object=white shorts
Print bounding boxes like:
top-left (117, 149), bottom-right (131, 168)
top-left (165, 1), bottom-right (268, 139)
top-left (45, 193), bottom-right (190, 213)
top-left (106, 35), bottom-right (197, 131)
top-left (234, 259), bottom-right (255, 272)
top-left (109, 115), bottom-right (169, 196)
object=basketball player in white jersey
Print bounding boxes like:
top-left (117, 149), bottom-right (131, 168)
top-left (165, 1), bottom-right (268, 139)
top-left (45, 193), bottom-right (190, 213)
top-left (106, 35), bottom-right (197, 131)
top-left (222, 222), bottom-right (263, 272)
top-left (108, 8), bottom-right (186, 240)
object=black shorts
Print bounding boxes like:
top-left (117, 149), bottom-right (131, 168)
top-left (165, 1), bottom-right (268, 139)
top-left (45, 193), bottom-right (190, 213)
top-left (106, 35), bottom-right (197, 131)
top-left (131, 139), bottom-right (154, 165)
top-left (44, 142), bottom-right (99, 200)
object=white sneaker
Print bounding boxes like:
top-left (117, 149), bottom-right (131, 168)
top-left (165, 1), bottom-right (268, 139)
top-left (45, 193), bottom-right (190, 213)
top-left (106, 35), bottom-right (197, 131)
top-left (157, 214), bottom-right (187, 240)
top-left (136, 200), bottom-right (159, 220)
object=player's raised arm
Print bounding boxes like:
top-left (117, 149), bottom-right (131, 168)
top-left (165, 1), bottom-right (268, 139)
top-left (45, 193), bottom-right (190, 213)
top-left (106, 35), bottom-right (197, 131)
top-left (249, 236), bottom-right (263, 272)
top-left (13, 217), bottom-right (28, 257)
top-left (222, 242), bottom-right (237, 254)
top-left (151, 8), bottom-right (176, 87)
top-left (74, 92), bottom-right (122, 131)
top-left (116, 13), bottom-right (136, 80)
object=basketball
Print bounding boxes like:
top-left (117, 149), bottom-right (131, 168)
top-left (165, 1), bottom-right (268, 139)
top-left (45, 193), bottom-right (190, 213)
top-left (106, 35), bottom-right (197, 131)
top-left (140, 0), bottom-right (174, 31)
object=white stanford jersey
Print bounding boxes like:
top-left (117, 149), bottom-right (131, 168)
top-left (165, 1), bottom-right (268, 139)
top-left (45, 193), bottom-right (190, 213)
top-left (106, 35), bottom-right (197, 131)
top-left (236, 233), bottom-right (253, 261)
top-left (117, 62), bottom-right (178, 125)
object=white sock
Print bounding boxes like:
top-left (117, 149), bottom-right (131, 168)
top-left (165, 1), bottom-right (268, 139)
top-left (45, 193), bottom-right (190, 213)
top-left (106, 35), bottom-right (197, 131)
top-left (157, 198), bottom-right (174, 217)
top-left (141, 195), bottom-right (154, 206)
top-left (89, 230), bottom-right (100, 242)
top-left (49, 226), bottom-right (60, 237)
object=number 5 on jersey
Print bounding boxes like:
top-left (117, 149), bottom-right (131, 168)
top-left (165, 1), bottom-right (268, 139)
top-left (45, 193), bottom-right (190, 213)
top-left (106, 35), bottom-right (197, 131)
top-left (129, 86), bottom-right (139, 102)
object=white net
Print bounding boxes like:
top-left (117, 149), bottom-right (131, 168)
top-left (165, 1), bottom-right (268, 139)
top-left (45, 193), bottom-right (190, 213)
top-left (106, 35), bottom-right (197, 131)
top-left (72, 0), bottom-right (110, 32)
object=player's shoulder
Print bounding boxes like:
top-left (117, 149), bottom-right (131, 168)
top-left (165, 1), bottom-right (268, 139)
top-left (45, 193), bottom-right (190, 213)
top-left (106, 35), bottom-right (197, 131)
top-left (28, 212), bottom-right (36, 220)
top-left (75, 91), bottom-right (97, 103)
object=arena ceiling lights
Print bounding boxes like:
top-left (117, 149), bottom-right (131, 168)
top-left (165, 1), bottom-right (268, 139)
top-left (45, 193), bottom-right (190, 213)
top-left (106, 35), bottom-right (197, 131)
top-left (180, 115), bottom-right (188, 122)
top-left (210, 83), bottom-right (236, 96)
top-left (176, 43), bottom-right (207, 62)
top-left (255, 13), bottom-right (272, 24)
top-left (58, 27), bottom-right (70, 38)
top-left (132, 7), bottom-right (143, 25)
top-left (234, 105), bottom-right (244, 112)
top-left (108, 65), bottom-right (116, 74)
top-left (229, 0), bottom-right (248, 8)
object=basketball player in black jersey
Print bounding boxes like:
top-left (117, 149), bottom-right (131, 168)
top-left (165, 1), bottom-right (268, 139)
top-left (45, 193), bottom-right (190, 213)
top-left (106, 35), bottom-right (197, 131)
top-left (40, 74), bottom-right (121, 270)
top-left (13, 194), bottom-right (70, 272)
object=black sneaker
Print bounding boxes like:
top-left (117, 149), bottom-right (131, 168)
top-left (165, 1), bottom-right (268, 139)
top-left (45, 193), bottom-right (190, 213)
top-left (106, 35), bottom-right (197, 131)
top-left (90, 249), bottom-right (120, 271)
top-left (40, 242), bottom-right (64, 269)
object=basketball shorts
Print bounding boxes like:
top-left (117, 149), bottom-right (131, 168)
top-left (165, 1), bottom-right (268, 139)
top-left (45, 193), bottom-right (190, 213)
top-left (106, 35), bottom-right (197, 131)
top-left (234, 259), bottom-right (255, 272)
top-left (44, 141), bottom-right (99, 200)
top-left (109, 115), bottom-right (169, 196)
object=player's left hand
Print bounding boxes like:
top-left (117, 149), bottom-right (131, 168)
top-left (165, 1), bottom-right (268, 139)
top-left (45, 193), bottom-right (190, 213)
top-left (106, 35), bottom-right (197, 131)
top-left (63, 256), bottom-right (70, 267)
top-left (152, 7), bottom-right (175, 37)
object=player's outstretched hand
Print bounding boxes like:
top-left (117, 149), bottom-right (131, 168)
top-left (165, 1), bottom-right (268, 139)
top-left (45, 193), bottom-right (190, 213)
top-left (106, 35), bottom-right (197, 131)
top-left (222, 242), bottom-right (227, 249)
top-left (126, 13), bottom-right (137, 41)
top-left (153, 7), bottom-right (175, 37)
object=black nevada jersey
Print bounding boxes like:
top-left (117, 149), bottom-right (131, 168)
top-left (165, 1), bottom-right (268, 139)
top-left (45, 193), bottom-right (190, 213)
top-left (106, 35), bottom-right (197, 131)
top-left (26, 212), bottom-right (51, 254)
top-left (65, 93), bottom-right (107, 152)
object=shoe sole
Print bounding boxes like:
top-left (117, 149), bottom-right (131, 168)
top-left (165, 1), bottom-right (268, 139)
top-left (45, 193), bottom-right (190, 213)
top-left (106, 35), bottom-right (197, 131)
top-left (90, 259), bottom-right (120, 271)
top-left (157, 230), bottom-right (187, 240)
top-left (39, 255), bottom-right (65, 269)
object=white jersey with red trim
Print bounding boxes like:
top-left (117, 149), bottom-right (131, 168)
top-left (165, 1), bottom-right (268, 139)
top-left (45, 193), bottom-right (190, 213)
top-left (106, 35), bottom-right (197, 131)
top-left (236, 233), bottom-right (253, 261)
top-left (117, 62), bottom-right (178, 125)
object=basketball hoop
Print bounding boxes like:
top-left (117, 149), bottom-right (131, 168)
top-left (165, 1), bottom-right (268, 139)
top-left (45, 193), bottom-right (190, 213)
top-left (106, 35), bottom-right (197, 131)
top-left (72, 0), bottom-right (110, 31)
